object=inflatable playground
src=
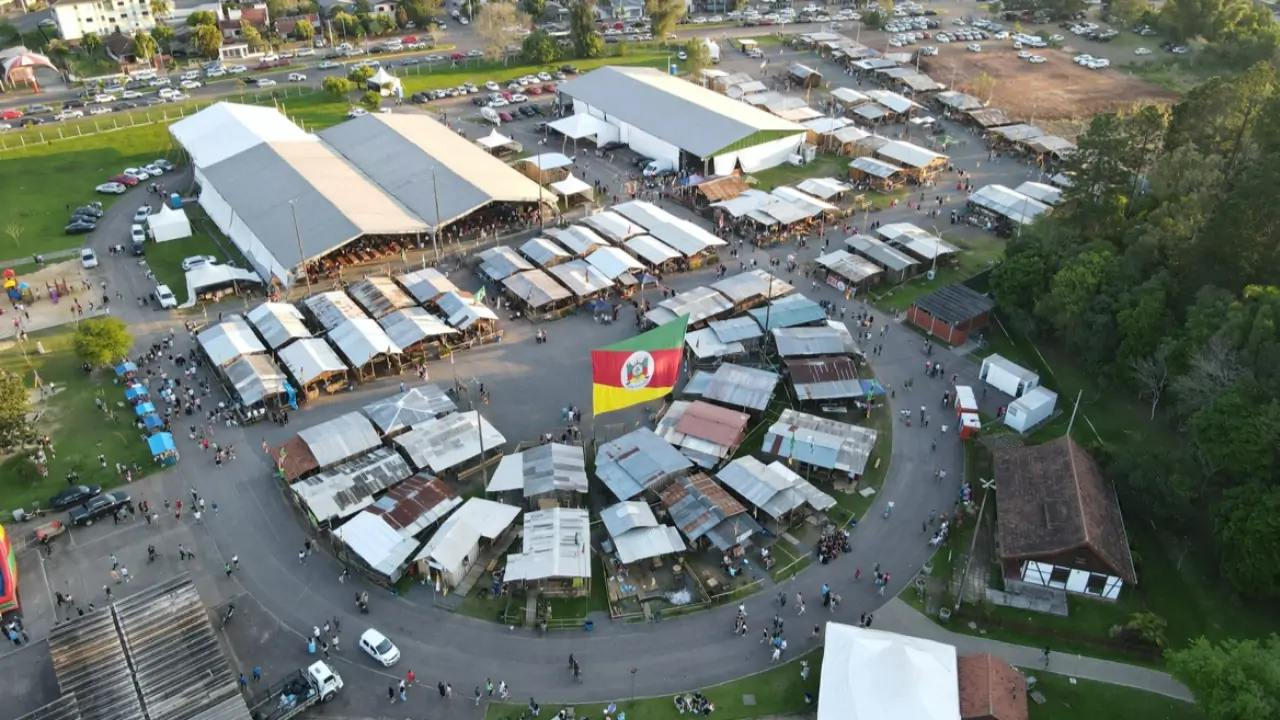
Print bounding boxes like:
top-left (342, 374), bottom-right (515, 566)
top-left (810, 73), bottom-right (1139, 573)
top-left (0, 523), bottom-right (17, 613)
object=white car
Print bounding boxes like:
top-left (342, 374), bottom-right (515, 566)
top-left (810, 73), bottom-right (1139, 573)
top-left (510, 93), bottom-right (527, 103)
top-left (255, 79), bottom-right (276, 88)
top-left (206, 67), bottom-right (227, 77)
top-left (262, 53), bottom-right (280, 63)
top-left (677, 51), bottom-right (688, 60)
top-left (966, 43), bottom-right (981, 52)
top-left (56, 109), bottom-right (84, 120)
top-left (490, 98), bottom-right (509, 107)
top-left (359, 629), bottom-right (400, 667)
top-left (485, 81), bottom-right (500, 91)
top-left (318, 61), bottom-right (342, 70)
top-left (1074, 54), bottom-right (1093, 64)
top-left (1049, 34), bottom-right (1064, 42)
top-left (348, 107), bottom-right (369, 118)
top-left (1134, 47), bottom-right (1151, 56)
top-left (994, 31), bottom-right (1009, 39)
top-left (181, 255), bottom-right (217, 271)
top-left (537, 71), bottom-right (552, 81)
top-left (142, 163), bottom-right (165, 175)
top-left (155, 284), bottom-right (177, 308)
top-left (123, 168), bottom-right (150, 181)
top-left (228, 65), bottom-right (248, 74)
top-left (89, 106), bottom-right (112, 116)
top-left (133, 206), bottom-right (153, 223)
top-left (158, 88), bottom-right (178, 100)
top-left (80, 248), bottom-right (99, 269)
top-left (296, 48), bottom-right (316, 57)
top-left (1017, 50), bottom-right (1031, 59)
top-left (1029, 55), bottom-right (1047, 64)
top-left (122, 90), bottom-right (142, 99)
top-left (288, 73), bottom-right (307, 82)
top-left (94, 93), bottom-right (116, 103)
top-left (97, 182), bottom-right (127, 194)
top-left (180, 80), bottom-right (202, 89)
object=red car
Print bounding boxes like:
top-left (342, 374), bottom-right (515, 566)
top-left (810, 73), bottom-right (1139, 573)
top-left (108, 173), bottom-right (139, 187)
top-left (498, 111), bottom-right (514, 122)
top-left (543, 83), bottom-right (557, 93)
top-left (527, 86), bottom-right (542, 95)
top-left (1, 109), bottom-right (23, 120)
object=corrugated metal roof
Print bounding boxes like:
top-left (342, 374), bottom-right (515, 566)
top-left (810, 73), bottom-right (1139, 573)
top-left (333, 511), bottom-right (421, 577)
top-left (113, 576), bottom-right (250, 720)
top-left (876, 223), bottom-right (963, 259)
top-left (548, 259), bottom-right (614, 297)
top-left (291, 445), bottom-right (413, 523)
top-left (864, 89), bottom-right (917, 114)
top-left (990, 123), bottom-right (1046, 142)
top-left (198, 318), bottom-right (266, 367)
top-left (270, 435), bottom-right (317, 481)
top-left (544, 225), bottom-right (607, 256)
top-left (246, 302), bottom-right (311, 349)
top-left (658, 473), bottom-right (757, 550)
top-left (645, 286), bottom-right (734, 327)
top-left (611, 524), bottom-right (687, 564)
top-left (613, 201), bottom-right (728, 256)
top-left (773, 325), bottom-right (859, 357)
top-left (488, 442), bottom-right (588, 495)
top-left (594, 427), bottom-right (693, 501)
top-left (764, 407), bottom-right (879, 476)
top-left (396, 267), bottom-right (459, 304)
top-left (656, 400), bottom-right (749, 468)
top-left (298, 411), bottom-right (382, 467)
top-left (709, 316), bottom-right (765, 343)
top-left (394, 410), bottom-right (506, 473)
top-left (876, 140), bottom-right (946, 169)
top-left (600, 500), bottom-right (659, 537)
top-left (16, 695), bottom-right (81, 720)
top-left (379, 307), bottom-right (457, 349)
top-left (48, 608), bottom-right (141, 720)
top-left (224, 353), bottom-right (287, 406)
top-left (413, 497), bottom-right (521, 575)
top-left (347, 277), bottom-right (416, 319)
top-left (478, 245), bottom-right (534, 280)
top-left (586, 245), bottom-right (645, 280)
top-left (362, 385), bottom-right (457, 435)
top-left (503, 507), bottom-right (592, 582)
top-left (796, 177), bottom-right (855, 200)
top-left (702, 362), bottom-right (780, 412)
top-left (967, 184), bottom-right (1050, 224)
top-left (935, 90), bottom-right (984, 111)
top-left (278, 336), bottom-right (347, 385)
top-left (711, 269), bottom-right (794, 304)
top-left (716, 456), bottom-right (837, 519)
top-left (329, 318), bottom-right (403, 368)
top-left (749, 294), bottom-right (827, 330)
top-left (366, 473), bottom-right (461, 535)
top-left (504, 269), bottom-right (574, 308)
top-left (851, 155), bottom-right (903, 179)
top-left (520, 237), bottom-right (572, 267)
top-left (303, 290), bottom-right (369, 331)
top-left (436, 291), bottom-right (500, 329)
top-left (686, 327), bottom-right (746, 360)
top-left (1014, 181), bottom-right (1062, 206)
top-left (845, 234), bottom-right (920, 272)
top-left (626, 234), bottom-right (683, 266)
top-left (582, 210), bottom-right (646, 243)
top-left (785, 356), bottom-right (864, 401)
top-left (815, 249), bottom-right (884, 284)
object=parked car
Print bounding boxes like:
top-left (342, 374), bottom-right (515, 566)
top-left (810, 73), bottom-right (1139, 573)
top-left (153, 158), bottom-right (175, 172)
top-left (50, 484), bottom-right (102, 509)
top-left (155, 284), bottom-right (177, 308)
top-left (73, 204), bottom-right (104, 218)
top-left (65, 220), bottom-right (97, 234)
top-left (80, 248), bottom-right (99, 268)
top-left (498, 111), bottom-right (514, 122)
top-left (123, 167), bottom-right (150, 181)
top-left (288, 73), bottom-right (307, 82)
top-left (257, 78), bottom-right (277, 87)
top-left (133, 206), bottom-right (153, 223)
top-left (69, 491), bottom-right (133, 526)
top-left (56, 109), bottom-right (85, 120)
top-left (96, 182), bottom-right (128, 194)
top-left (359, 629), bottom-right (401, 666)
top-left (108, 173), bottom-right (139, 187)
top-left (181, 255), bottom-right (217, 271)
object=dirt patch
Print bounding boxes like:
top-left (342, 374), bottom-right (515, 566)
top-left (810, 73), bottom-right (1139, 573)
top-left (920, 50), bottom-right (1179, 137)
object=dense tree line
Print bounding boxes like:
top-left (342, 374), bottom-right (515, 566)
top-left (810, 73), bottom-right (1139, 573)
top-left (989, 62), bottom-right (1280, 601)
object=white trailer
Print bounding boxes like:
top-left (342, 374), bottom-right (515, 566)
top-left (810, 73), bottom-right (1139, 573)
top-left (979, 354), bottom-right (1039, 398)
top-left (1003, 386), bottom-right (1058, 433)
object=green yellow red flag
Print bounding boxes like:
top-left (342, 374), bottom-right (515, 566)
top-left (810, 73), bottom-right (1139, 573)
top-left (591, 316), bottom-right (688, 416)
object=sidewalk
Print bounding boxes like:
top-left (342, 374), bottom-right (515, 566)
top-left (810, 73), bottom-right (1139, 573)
top-left (875, 599), bottom-right (1193, 701)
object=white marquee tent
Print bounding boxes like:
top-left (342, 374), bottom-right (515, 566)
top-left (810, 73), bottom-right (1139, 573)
top-left (147, 205), bottom-right (192, 242)
top-left (819, 623), bottom-right (960, 720)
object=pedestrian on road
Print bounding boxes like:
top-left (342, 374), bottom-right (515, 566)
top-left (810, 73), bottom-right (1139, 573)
top-left (298, 549), bottom-right (307, 565)
top-left (110, 553), bottom-right (119, 570)
top-left (252, 667), bottom-right (261, 682)
top-left (812, 624), bottom-right (820, 639)
top-left (1043, 646), bottom-right (1051, 668)
top-left (854, 567), bottom-right (861, 581)
top-left (487, 679), bottom-right (494, 696)
top-left (474, 687), bottom-right (483, 705)
top-left (389, 686), bottom-right (396, 703)
top-left (238, 674), bottom-right (247, 690)
top-left (770, 646), bottom-right (781, 662)
top-left (568, 653), bottom-right (575, 670)
top-left (438, 682), bottom-right (446, 698)
top-left (446, 683), bottom-right (453, 700)
top-left (797, 601), bottom-right (806, 616)
top-left (499, 680), bottom-right (508, 699)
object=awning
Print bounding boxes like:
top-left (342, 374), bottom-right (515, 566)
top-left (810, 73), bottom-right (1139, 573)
top-left (550, 174), bottom-right (593, 198)
top-left (550, 113), bottom-right (613, 139)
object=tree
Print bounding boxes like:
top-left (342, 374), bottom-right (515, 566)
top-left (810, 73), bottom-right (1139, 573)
top-left (295, 18), bottom-right (315, 42)
top-left (395, 6), bottom-right (409, 27)
top-left (132, 31), bottom-right (158, 63)
top-left (187, 9), bottom-right (219, 27)
top-left (645, 0), bottom-right (686, 41)
top-left (401, 0), bottom-right (443, 27)
top-left (968, 70), bottom-right (996, 103)
top-left (360, 90), bottom-right (382, 110)
top-left (1124, 611), bottom-right (1168, 649)
top-left (462, 0), bottom-right (482, 19)
top-left (523, 0), bottom-right (547, 18)
top-left (1169, 634), bottom-right (1280, 718)
top-left (521, 30), bottom-right (559, 64)
top-left (192, 23), bottom-right (223, 59)
top-left (322, 75), bottom-right (355, 97)
top-left (0, 19), bottom-right (19, 45)
top-left (5, 221), bottom-right (23, 249)
top-left (569, 0), bottom-right (602, 59)
top-left (332, 11), bottom-right (359, 37)
top-left (149, 0), bottom-right (170, 19)
top-left (80, 32), bottom-right (102, 55)
top-left (0, 372), bottom-right (31, 450)
top-left (151, 23), bottom-right (175, 52)
top-left (475, 2), bottom-right (529, 63)
top-left (1109, 0), bottom-right (1151, 25)
top-left (1130, 343), bottom-right (1172, 420)
top-left (347, 65), bottom-right (375, 83)
top-left (355, 0), bottom-right (372, 12)
top-left (241, 20), bottom-right (267, 52)
top-left (74, 317), bottom-right (133, 366)
top-left (1216, 485), bottom-right (1280, 599)
top-left (684, 39), bottom-right (710, 76)
top-left (1105, 438), bottom-right (1199, 529)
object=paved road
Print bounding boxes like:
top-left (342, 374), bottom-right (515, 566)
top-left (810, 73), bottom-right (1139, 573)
top-left (4, 35), bottom-right (1192, 719)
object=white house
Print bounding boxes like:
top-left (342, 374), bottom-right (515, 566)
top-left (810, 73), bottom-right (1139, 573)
top-left (54, 0), bottom-right (171, 42)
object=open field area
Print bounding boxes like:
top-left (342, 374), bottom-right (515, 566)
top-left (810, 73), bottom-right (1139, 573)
top-left (921, 49), bottom-right (1178, 130)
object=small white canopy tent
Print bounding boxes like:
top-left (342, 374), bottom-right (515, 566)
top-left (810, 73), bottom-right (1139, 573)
top-left (367, 67), bottom-right (402, 95)
top-left (819, 623), bottom-right (961, 720)
top-left (147, 205), bottom-right (192, 242)
top-left (550, 174), bottom-right (593, 202)
top-left (549, 113), bottom-right (620, 144)
top-left (477, 130), bottom-right (517, 153)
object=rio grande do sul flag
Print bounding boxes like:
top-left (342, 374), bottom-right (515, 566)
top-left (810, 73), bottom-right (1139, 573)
top-left (591, 315), bottom-right (689, 416)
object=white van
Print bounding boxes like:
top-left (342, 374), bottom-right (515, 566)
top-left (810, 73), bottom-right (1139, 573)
top-left (180, 71), bottom-right (200, 81)
top-left (643, 158), bottom-right (676, 177)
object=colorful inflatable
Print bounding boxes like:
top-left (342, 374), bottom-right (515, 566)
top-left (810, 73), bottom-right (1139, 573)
top-left (0, 523), bottom-right (17, 613)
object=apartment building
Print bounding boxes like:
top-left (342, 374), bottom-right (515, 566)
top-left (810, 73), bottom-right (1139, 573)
top-left (53, 0), bottom-right (172, 43)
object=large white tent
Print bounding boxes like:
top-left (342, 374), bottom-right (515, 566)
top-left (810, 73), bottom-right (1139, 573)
top-left (819, 623), bottom-right (960, 720)
top-left (169, 102), bottom-right (310, 171)
top-left (147, 205), bottom-right (192, 242)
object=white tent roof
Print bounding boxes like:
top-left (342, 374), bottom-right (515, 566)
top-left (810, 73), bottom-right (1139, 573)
top-left (169, 101), bottom-right (310, 168)
top-left (550, 174), bottom-right (593, 198)
top-left (586, 246), bottom-right (644, 279)
top-left (550, 113), bottom-right (614, 140)
top-left (819, 623), bottom-right (960, 720)
top-left (333, 509), bottom-right (420, 577)
top-left (147, 204), bottom-right (192, 242)
top-left (198, 318), bottom-right (265, 366)
top-left (436, 291), bottom-right (500, 329)
top-left (477, 129), bottom-right (516, 150)
top-left (521, 153), bottom-right (573, 171)
top-left (413, 497), bottom-right (521, 571)
top-left (329, 317), bottom-right (403, 367)
top-left (368, 67), bottom-right (400, 87)
top-left (278, 337), bottom-right (347, 385)
top-left (180, 264), bottom-right (263, 309)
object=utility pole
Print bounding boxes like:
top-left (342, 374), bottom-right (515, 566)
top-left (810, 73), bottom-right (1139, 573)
top-left (289, 199), bottom-right (313, 297)
top-left (430, 166), bottom-right (443, 264)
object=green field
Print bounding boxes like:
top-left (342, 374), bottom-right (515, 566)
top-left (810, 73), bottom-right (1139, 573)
top-left (1027, 672), bottom-right (1202, 720)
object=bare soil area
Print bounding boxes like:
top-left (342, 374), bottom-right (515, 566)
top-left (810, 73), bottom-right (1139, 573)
top-left (921, 49), bottom-right (1179, 135)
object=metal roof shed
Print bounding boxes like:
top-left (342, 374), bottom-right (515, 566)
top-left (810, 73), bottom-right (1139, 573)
top-left (831, 87), bottom-right (871, 105)
top-left (504, 269), bottom-right (574, 308)
top-left (785, 356), bottom-right (864, 401)
top-left (333, 511), bottom-right (422, 578)
top-left (1013, 181), bottom-right (1062, 206)
top-left (198, 318), bottom-right (266, 367)
top-left (625, 234), bottom-right (683, 266)
top-left (290, 445), bottom-right (413, 525)
top-left (703, 362), bottom-right (780, 412)
top-left (486, 442), bottom-right (589, 497)
top-left (246, 302), bottom-right (311, 350)
top-left (366, 473), bottom-right (462, 537)
top-left (520, 237), bottom-right (572, 268)
top-left (279, 336), bottom-right (348, 386)
top-left (815, 249), bottom-right (884, 285)
top-left (845, 234), bottom-right (920, 273)
top-left (348, 277), bottom-right (416, 319)
top-left (586, 245), bottom-right (645, 280)
top-left (614, 201), bottom-right (727, 257)
top-left (304, 290), bottom-right (369, 331)
top-left (645, 286), bottom-right (735, 328)
top-left (394, 410), bottom-right (506, 473)
top-left (548, 260), bottom-right (615, 297)
top-left (876, 140), bottom-right (946, 169)
top-left (773, 326), bottom-right (859, 357)
top-left (685, 327), bottom-right (746, 361)
top-left (990, 123), bottom-right (1045, 142)
top-left (413, 497), bottom-right (521, 586)
top-left (601, 500), bottom-right (687, 564)
top-left (712, 269), bottom-right (794, 306)
top-left (876, 223), bottom-right (962, 259)
top-left (764, 407), bottom-right (879, 476)
top-left (709, 316), bottom-right (765, 343)
top-left (224, 353), bottom-right (288, 406)
top-left (544, 225), bottom-right (607, 257)
top-left (329, 317), bottom-right (403, 368)
top-left (935, 90), bottom-right (984, 111)
top-left (362, 384), bottom-right (458, 436)
top-left (594, 426), bottom-right (693, 501)
top-left (656, 400), bottom-right (751, 468)
top-left (968, 184), bottom-right (1050, 225)
top-left (658, 472), bottom-right (762, 551)
top-left (864, 89), bottom-right (917, 114)
top-left (750, 293), bottom-right (827, 330)
top-left (436, 291), bottom-right (501, 329)
top-left (503, 507), bottom-right (592, 582)
top-left (379, 307), bottom-right (457, 350)
top-left (717, 456), bottom-right (837, 518)
top-left (298, 411), bottom-right (382, 467)
top-left (47, 607), bottom-right (142, 720)
top-left (796, 177), bottom-right (855, 200)
top-left (851, 156), bottom-right (904, 179)
top-left (397, 268), bottom-right (460, 304)
top-left (478, 245), bottom-right (534, 281)
top-left (582, 210), bottom-right (646, 243)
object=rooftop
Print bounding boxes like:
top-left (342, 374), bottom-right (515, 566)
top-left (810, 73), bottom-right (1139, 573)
top-left (595, 427), bottom-right (693, 501)
top-left (764, 408), bottom-right (879, 477)
top-left (912, 284), bottom-right (996, 325)
top-left (487, 442), bottom-right (589, 496)
top-left (362, 385), bottom-right (458, 436)
top-left (656, 400), bottom-right (751, 468)
top-left (957, 653), bottom-right (1028, 720)
top-left (290, 445), bottom-right (412, 524)
top-left (716, 455), bottom-right (837, 518)
top-left (503, 507), bottom-right (592, 582)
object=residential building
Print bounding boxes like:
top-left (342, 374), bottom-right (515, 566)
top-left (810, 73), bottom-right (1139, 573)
top-left (53, 0), bottom-right (172, 43)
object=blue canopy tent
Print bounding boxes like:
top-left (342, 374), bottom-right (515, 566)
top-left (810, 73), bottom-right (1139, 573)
top-left (125, 384), bottom-right (150, 402)
top-left (115, 362), bottom-right (138, 378)
top-left (583, 298), bottom-right (610, 314)
top-left (147, 432), bottom-right (179, 466)
top-left (134, 401), bottom-right (157, 417)
top-left (142, 414), bottom-right (165, 433)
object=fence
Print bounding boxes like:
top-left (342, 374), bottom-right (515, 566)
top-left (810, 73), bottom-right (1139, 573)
top-left (0, 86), bottom-right (319, 153)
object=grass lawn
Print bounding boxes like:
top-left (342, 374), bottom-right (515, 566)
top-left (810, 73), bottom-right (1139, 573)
top-left (748, 154), bottom-right (851, 191)
top-left (1026, 671), bottom-right (1202, 720)
top-left (143, 224), bottom-right (230, 304)
top-left (484, 649), bottom-right (822, 720)
top-left (397, 51), bottom-right (670, 96)
top-left (0, 325), bottom-right (155, 515)
top-left (870, 228), bottom-right (1004, 318)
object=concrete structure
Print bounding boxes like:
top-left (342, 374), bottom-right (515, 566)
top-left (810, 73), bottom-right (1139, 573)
top-left (53, 0), bottom-right (170, 42)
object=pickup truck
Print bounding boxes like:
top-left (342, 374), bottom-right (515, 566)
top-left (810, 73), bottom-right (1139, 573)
top-left (247, 662), bottom-right (344, 720)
